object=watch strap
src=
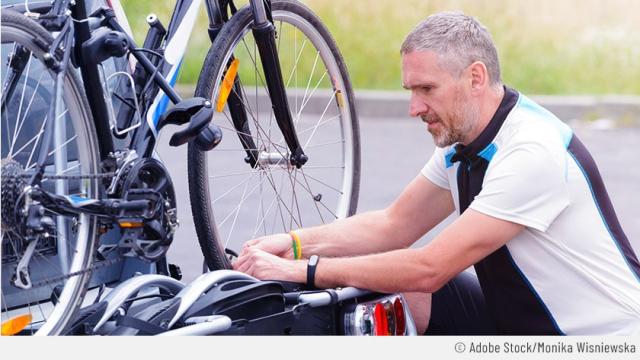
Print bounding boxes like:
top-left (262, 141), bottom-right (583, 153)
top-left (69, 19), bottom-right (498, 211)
top-left (307, 255), bottom-right (319, 288)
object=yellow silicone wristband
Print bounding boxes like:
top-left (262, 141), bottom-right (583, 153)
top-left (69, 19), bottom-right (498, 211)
top-left (289, 230), bottom-right (302, 260)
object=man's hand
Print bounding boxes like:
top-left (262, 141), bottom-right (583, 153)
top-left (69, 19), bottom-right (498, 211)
top-left (233, 247), bottom-right (306, 283)
top-left (239, 233), bottom-right (294, 259)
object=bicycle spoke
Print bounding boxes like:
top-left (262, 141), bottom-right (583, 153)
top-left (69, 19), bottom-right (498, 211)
top-left (211, 170), bottom-right (259, 204)
top-left (250, 181), bottom-right (282, 238)
top-left (284, 37), bottom-right (308, 89)
top-left (12, 55), bottom-right (33, 151)
top-left (209, 169), bottom-right (259, 179)
top-left (303, 139), bottom-right (345, 149)
top-left (295, 114), bottom-right (341, 136)
top-left (289, 167), bottom-right (303, 228)
top-left (295, 69), bottom-right (328, 122)
top-left (55, 162), bottom-right (80, 175)
top-left (293, 170), bottom-right (339, 219)
top-left (47, 134), bottom-right (77, 157)
top-left (24, 114), bottom-right (48, 169)
top-left (257, 170), bottom-right (267, 236)
top-left (303, 89), bottom-right (337, 148)
top-left (254, 38), bottom-right (259, 116)
top-left (264, 159), bottom-right (292, 233)
top-left (297, 169), bottom-right (344, 195)
top-left (223, 170), bottom-right (259, 248)
top-left (303, 165), bottom-right (345, 170)
top-left (298, 50), bottom-right (320, 119)
top-left (216, 121), bottom-right (255, 139)
top-left (298, 168), bottom-right (326, 223)
top-left (217, 170), bottom-right (263, 228)
top-left (10, 71), bottom-right (45, 156)
top-left (11, 127), bottom-right (43, 157)
top-left (25, 109), bottom-right (68, 170)
top-left (240, 38), bottom-right (270, 97)
top-left (261, 164), bottom-right (302, 229)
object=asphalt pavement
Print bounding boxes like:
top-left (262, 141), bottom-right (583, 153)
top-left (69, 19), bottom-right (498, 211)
top-left (158, 114), bottom-right (640, 282)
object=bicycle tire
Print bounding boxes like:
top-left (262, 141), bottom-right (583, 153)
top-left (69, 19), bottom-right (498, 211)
top-left (1, 9), bottom-right (101, 335)
top-left (189, 0), bottom-right (360, 270)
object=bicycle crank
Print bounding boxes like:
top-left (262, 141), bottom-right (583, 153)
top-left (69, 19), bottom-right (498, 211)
top-left (112, 157), bottom-right (178, 262)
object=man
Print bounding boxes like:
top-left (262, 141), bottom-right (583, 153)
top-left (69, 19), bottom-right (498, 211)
top-left (233, 11), bottom-right (640, 335)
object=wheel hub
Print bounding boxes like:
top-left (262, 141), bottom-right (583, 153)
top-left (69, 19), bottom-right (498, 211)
top-left (257, 151), bottom-right (291, 169)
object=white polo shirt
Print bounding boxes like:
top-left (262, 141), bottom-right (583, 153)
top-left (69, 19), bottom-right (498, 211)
top-left (422, 87), bottom-right (640, 335)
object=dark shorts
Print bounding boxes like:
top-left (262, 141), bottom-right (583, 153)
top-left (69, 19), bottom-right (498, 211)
top-left (424, 271), bottom-right (498, 335)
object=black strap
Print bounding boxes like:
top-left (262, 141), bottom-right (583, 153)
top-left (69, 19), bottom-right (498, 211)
top-left (306, 255), bottom-right (319, 289)
top-left (115, 315), bottom-right (166, 335)
top-left (322, 289), bottom-right (339, 304)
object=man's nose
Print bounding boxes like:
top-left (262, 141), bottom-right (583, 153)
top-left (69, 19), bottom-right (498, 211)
top-left (409, 93), bottom-right (428, 117)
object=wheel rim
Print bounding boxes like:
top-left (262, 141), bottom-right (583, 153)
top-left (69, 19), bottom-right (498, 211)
top-left (1, 25), bottom-right (98, 334)
top-left (202, 9), bottom-right (357, 261)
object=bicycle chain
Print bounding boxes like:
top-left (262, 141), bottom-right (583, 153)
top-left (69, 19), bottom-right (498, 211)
top-left (3, 171), bottom-right (122, 288)
top-left (29, 256), bottom-right (124, 288)
top-left (7, 172), bottom-right (117, 180)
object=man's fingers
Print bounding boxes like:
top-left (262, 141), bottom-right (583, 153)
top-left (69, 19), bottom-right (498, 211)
top-left (233, 251), bottom-right (251, 272)
top-left (243, 238), bottom-right (261, 250)
top-left (233, 256), bottom-right (250, 273)
top-left (245, 263), bottom-right (257, 278)
top-left (234, 248), bottom-right (263, 274)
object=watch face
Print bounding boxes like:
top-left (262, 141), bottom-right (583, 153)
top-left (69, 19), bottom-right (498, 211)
top-left (309, 255), bottom-right (319, 266)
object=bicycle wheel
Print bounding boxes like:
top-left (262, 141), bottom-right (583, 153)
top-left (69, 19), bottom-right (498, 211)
top-left (189, 0), bottom-right (360, 270)
top-left (1, 10), bottom-right (101, 335)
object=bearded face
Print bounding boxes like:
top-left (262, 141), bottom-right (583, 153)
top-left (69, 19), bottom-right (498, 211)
top-left (402, 51), bottom-right (482, 148)
top-left (420, 86), bottom-right (478, 147)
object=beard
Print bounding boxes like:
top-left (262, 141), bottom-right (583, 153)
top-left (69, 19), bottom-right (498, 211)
top-left (423, 90), bottom-right (478, 148)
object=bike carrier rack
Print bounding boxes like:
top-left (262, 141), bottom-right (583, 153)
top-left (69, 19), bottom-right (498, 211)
top-left (93, 274), bottom-right (185, 332)
top-left (157, 315), bottom-right (232, 336)
top-left (167, 270), bottom-right (258, 328)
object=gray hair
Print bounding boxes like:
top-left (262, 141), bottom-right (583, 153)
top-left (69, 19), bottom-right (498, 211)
top-left (401, 11), bottom-right (502, 85)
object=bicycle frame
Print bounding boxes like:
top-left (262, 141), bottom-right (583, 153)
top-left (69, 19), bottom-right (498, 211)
top-left (8, 0), bottom-right (308, 192)
top-left (73, 0), bottom-right (213, 159)
top-left (0, 0), bottom-right (313, 256)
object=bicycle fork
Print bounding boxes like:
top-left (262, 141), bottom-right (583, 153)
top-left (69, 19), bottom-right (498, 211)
top-left (243, 0), bottom-right (308, 168)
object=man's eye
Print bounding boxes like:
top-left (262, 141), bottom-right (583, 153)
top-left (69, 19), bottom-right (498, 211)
top-left (421, 86), bottom-right (432, 92)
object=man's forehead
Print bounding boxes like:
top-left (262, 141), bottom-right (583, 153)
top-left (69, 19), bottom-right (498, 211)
top-left (402, 50), bottom-right (442, 66)
top-left (401, 50), bottom-right (445, 88)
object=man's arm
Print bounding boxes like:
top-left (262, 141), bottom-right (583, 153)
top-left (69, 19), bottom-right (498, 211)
top-left (234, 207), bottom-right (523, 293)
top-left (311, 208), bottom-right (523, 293)
top-left (295, 174), bottom-right (454, 257)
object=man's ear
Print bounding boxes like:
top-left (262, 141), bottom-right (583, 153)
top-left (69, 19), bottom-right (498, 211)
top-left (468, 61), bottom-right (489, 94)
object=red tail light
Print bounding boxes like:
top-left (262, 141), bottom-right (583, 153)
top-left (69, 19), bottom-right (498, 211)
top-left (343, 295), bottom-right (413, 336)
top-left (394, 297), bottom-right (406, 335)
top-left (374, 303), bottom-right (389, 335)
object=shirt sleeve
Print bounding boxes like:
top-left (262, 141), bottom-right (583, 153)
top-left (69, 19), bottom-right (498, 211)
top-left (469, 141), bottom-right (570, 232)
top-left (421, 148), bottom-right (450, 190)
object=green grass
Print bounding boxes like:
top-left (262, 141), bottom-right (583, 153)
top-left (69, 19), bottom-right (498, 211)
top-left (120, 0), bottom-right (640, 94)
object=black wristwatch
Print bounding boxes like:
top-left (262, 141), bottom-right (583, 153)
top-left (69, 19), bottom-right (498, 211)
top-left (307, 255), bottom-right (320, 288)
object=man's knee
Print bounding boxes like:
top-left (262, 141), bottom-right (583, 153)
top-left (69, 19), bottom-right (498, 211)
top-left (402, 292), bottom-right (431, 335)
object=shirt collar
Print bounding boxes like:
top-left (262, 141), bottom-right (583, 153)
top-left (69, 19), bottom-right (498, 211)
top-left (451, 86), bottom-right (519, 163)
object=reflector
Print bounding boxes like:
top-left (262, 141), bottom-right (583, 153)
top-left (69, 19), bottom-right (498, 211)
top-left (1, 314), bottom-right (32, 336)
top-left (374, 303), bottom-right (389, 335)
top-left (216, 58), bottom-right (240, 112)
top-left (394, 297), bottom-right (406, 335)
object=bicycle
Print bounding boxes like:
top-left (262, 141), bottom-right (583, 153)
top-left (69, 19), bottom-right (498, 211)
top-left (1, 0), bottom-right (360, 335)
